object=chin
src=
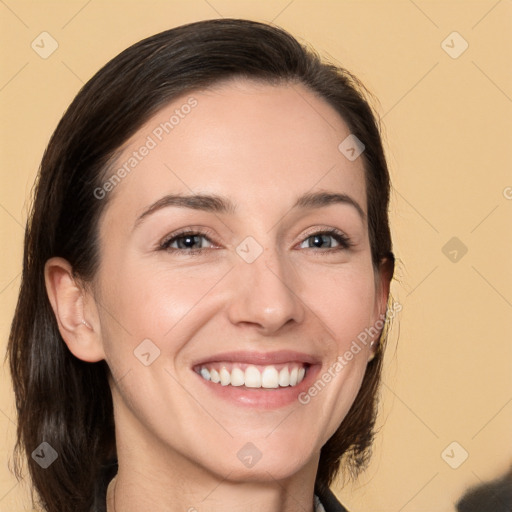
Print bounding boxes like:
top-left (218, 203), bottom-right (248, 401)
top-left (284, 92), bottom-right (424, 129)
top-left (203, 439), bottom-right (317, 483)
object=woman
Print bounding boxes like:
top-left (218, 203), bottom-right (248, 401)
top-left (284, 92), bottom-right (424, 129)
top-left (8, 18), bottom-right (395, 512)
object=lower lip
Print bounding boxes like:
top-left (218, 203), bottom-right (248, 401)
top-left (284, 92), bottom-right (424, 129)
top-left (193, 365), bottom-right (321, 409)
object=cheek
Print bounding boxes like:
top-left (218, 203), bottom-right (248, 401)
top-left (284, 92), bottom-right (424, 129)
top-left (301, 263), bottom-right (377, 347)
top-left (95, 254), bottom-right (230, 367)
top-left (296, 264), bottom-right (377, 437)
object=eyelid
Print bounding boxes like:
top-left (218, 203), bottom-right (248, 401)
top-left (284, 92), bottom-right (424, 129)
top-left (158, 225), bottom-right (353, 253)
top-left (159, 226), bottom-right (219, 251)
top-left (297, 226), bottom-right (353, 248)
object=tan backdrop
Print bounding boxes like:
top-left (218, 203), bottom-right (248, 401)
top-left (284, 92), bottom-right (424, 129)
top-left (1, 1), bottom-right (511, 511)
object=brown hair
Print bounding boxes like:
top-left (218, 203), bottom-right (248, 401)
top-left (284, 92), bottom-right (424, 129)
top-left (7, 18), bottom-right (394, 512)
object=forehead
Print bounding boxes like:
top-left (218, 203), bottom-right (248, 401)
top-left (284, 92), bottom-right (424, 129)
top-left (100, 79), bottom-right (367, 225)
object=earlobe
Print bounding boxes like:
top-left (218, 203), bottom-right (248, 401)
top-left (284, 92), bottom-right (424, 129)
top-left (376, 254), bottom-right (394, 315)
top-left (44, 257), bottom-right (105, 362)
top-left (369, 254), bottom-right (395, 362)
top-left (368, 340), bottom-right (377, 362)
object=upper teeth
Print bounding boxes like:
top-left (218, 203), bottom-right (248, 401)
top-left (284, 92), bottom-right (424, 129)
top-left (197, 364), bottom-right (306, 388)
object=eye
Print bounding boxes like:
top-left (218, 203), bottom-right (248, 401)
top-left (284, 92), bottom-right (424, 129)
top-left (158, 228), bottom-right (352, 254)
top-left (160, 230), bottom-right (216, 253)
top-left (299, 229), bottom-right (352, 250)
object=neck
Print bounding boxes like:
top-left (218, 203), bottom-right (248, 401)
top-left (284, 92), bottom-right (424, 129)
top-left (108, 472), bottom-right (318, 512)
top-left (107, 388), bottom-right (320, 512)
top-left (108, 416), bottom-right (319, 512)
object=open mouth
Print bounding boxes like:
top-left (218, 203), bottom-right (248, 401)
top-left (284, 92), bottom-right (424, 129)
top-left (193, 362), bottom-right (309, 389)
top-left (190, 350), bottom-right (320, 408)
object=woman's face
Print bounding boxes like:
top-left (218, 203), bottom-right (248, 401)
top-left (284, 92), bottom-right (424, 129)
top-left (91, 79), bottom-right (389, 482)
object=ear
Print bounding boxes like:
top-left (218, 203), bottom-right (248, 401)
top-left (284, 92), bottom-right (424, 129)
top-left (368, 254), bottom-right (395, 361)
top-left (44, 257), bottom-right (105, 362)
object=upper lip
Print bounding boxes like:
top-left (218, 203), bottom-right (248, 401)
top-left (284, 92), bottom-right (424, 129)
top-left (192, 350), bottom-right (320, 367)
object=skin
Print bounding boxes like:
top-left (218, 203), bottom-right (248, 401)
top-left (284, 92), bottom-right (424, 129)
top-left (45, 79), bottom-right (391, 512)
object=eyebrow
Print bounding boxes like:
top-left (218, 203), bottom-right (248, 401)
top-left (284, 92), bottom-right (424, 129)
top-left (134, 190), bottom-right (365, 228)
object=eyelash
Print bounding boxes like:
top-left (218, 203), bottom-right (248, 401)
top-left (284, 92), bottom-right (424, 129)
top-left (159, 227), bottom-right (353, 255)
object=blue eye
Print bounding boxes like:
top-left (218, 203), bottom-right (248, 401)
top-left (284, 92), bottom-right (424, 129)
top-left (160, 232), bottom-right (214, 252)
top-left (159, 228), bottom-right (352, 254)
top-left (299, 230), bottom-right (352, 250)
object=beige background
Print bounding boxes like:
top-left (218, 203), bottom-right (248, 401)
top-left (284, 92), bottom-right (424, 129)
top-left (1, 1), bottom-right (511, 511)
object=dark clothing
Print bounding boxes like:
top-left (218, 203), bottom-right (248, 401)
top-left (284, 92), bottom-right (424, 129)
top-left (316, 485), bottom-right (350, 512)
top-left (91, 460), bottom-right (349, 512)
top-left (90, 459), bottom-right (117, 512)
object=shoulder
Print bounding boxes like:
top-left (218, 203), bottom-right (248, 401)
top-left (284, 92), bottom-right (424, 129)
top-left (315, 485), bottom-right (351, 512)
top-left (90, 460), bottom-right (349, 512)
top-left (90, 459), bottom-right (118, 512)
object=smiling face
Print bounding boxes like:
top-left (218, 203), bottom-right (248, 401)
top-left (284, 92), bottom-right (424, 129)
top-left (88, 79), bottom-right (389, 484)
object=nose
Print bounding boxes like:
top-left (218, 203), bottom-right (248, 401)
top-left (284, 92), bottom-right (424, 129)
top-left (226, 248), bottom-right (305, 335)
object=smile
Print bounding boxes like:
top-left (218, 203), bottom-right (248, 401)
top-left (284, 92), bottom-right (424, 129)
top-left (195, 362), bottom-right (308, 389)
